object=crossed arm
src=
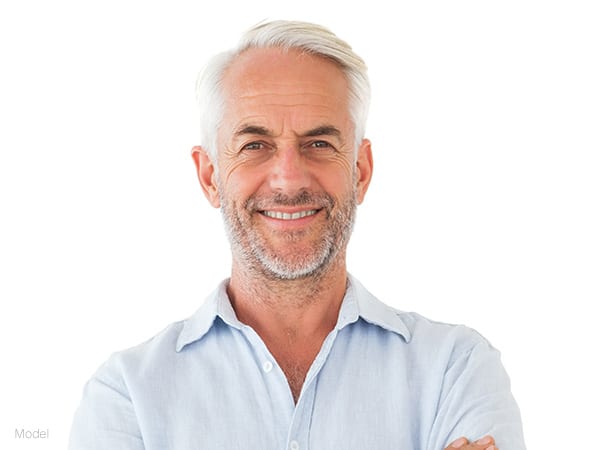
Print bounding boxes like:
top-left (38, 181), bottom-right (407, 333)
top-left (424, 328), bottom-right (525, 450)
top-left (445, 435), bottom-right (498, 450)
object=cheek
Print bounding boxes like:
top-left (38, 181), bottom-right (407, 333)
top-left (318, 158), bottom-right (356, 189)
top-left (218, 166), bottom-right (263, 206)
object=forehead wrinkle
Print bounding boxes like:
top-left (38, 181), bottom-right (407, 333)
top-left (228, 78), bottom-right (345, 101)
top-left (227, 103), bottom-right (344, 136)
top-left (233, 94), bottom-right (341, 108)
top-left (224, 93), bottom-right (342, 118)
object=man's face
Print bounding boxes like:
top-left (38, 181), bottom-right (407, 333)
top-left (196, 47), bottom-right (372, 280)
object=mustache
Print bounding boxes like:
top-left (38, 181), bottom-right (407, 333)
top-left (245, 190), bottom-right (334, 211)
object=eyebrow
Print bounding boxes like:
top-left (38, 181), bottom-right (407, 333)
top-left (234, 125), bottom-right (272, 137)
top-left (301, 125), bottom-right (342, 139)
top-left (233, 124), bottom-right (342, 139)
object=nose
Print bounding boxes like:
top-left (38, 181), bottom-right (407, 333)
top-left (268, 144), bottom-right (312, 193)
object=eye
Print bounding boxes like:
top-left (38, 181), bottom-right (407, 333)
top-left (308, 140), bottom-right (334, 150)
top-left (242, 142), bottom-right (265, 151)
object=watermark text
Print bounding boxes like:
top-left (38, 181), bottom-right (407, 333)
top-left (15, 428), bottom-right (49, 439)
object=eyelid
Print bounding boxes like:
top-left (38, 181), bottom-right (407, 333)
top-left (239, 138), bottom-right (337, 153)
top-left (241, 140), bottom-right (267, 151)
top-left (306, 139), bottom-right (335, 150)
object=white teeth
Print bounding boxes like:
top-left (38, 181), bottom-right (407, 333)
top-left (262, 209), bottom-right (318, 220)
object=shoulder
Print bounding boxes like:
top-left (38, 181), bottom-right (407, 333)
top-left (403, 311), bottom-right (492, 348)
top-left (95, 281), bottom-right (227, 381)
top-left (94, 319), bottom-right (187, 384)
top-left (350, 276), bottom-right (494, 357)
top-left (398, 311), bottom-right (499, 367)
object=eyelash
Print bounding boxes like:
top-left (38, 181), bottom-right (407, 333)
top-left (242, 142), bottom-right (265, 151)
top-left (309, 140), bottom-right (332, 149)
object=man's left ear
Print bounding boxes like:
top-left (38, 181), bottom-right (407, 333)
top-left (355, 139), bottom-right (373, 204)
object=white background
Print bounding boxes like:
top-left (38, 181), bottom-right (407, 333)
top-left (1, 1), bottom-right (598, 448)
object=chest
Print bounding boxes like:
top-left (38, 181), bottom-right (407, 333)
top-left (276, 356), bottom-right (312, 403)
top-left (133, 321), bottom-right (436, 450)
top-left (266, 339), bottom-right (325, 403)
top-left (143, 360), bottom-right (418, 450)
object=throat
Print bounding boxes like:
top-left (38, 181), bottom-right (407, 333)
top-left (269, 342), bottom-right (322, 404)
top-left (226, 264), bottom-right (349, 403)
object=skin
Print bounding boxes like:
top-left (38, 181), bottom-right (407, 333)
top-left (445, 435), bottom-right (498, 450)
top-left (192, 46), bottom-right (497, 449)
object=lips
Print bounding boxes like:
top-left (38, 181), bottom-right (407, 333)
top-left (247, 191), bottom-right (333, 222)
top-left (260, 209), bottom-right (320, 220)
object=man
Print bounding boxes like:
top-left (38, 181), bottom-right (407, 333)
top-left (70, 21), bottom-right (525, 450)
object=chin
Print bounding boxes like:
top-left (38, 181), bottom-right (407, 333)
top-left (257, 245), bottom-right (338, 281)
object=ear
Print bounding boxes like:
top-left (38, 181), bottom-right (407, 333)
top-left (355, 139), bottom-right (373, 204)
top-left (191, 146), bottom-right (221, 208)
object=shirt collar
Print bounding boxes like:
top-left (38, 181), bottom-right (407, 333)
top-left (339, 275), bottom-right (411, 341)
top-left (176, 279), bottom-right (242, 352)
top-left (176, 275), bottom-right (411, 352)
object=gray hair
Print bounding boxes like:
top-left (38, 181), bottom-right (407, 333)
top-left (195, 20), bottom-right (371, 161)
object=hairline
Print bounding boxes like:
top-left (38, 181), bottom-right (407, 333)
top-left (197, 21), bottom-right (370, 166)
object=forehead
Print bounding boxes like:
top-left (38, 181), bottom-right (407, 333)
top-left (219, 47), bottom-right (351, 127)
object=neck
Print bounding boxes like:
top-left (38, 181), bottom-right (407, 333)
top-left (227, 256), bottom-right (348, 342)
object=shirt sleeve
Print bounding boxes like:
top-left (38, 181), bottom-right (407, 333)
top-left (69, 357), bottom-right (145, 450)
top-left (426, 332), bottom-right (527, 450)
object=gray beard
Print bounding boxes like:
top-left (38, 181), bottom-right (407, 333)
top-left (219, 187), bottom-right (357, 281)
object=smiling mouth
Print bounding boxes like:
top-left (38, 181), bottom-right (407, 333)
top-left (260, 209), bottom-right (320, 220)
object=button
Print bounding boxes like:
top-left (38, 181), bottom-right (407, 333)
top-left (262, 361), bottom-right (273, 373)
top-left (290, 440), bottom-right (300, 450)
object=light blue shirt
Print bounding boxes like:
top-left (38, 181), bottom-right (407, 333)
top-left (70, 276), bottom-right (525, 450)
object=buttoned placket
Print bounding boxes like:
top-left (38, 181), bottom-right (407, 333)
top-left (238, 323), bottom-right (343, 450)
top-left (235, 324), bottom-right (295, 447)
top-left (284, 327), bottom-right (341, 450)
